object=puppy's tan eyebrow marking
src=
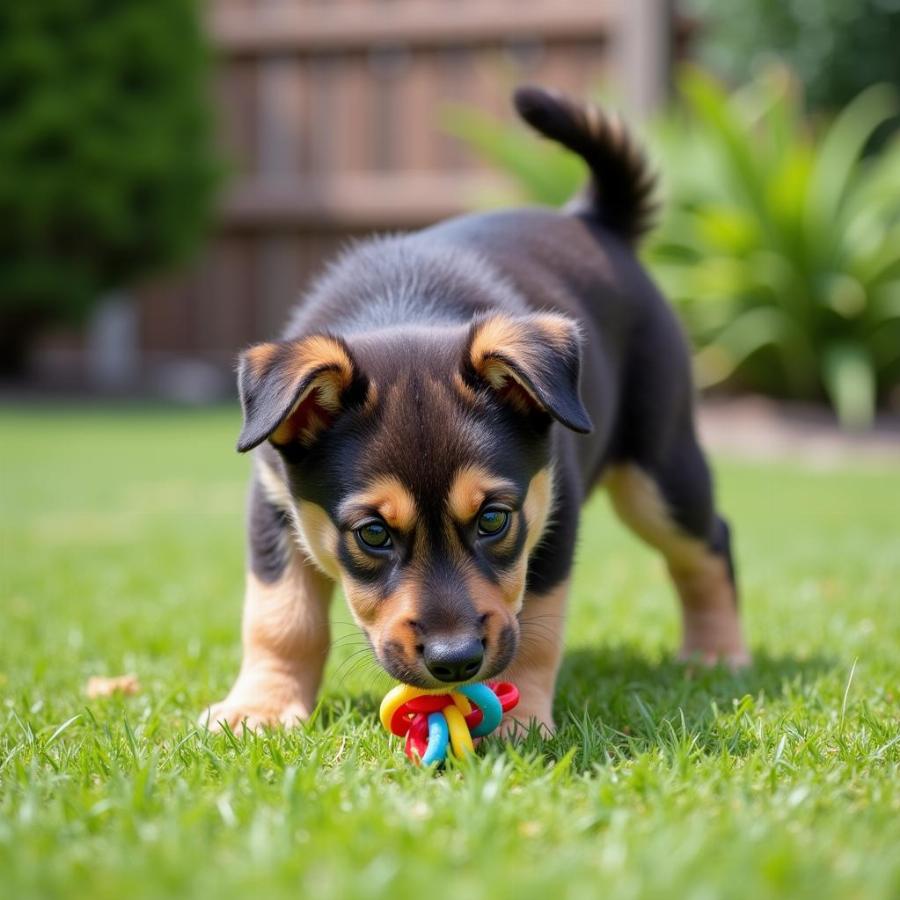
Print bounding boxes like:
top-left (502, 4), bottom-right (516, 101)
top-left (339, 475), bottom-right (418, 532)
top-left (447, 465), bottom-right (518, 523)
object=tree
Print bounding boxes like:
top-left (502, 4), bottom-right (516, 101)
top-left (0, 0), bottom-right (220, 370)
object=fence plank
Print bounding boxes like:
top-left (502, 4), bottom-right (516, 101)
top-left (221, 172), bottom-right (504, 230)
top-left (616, 0), bottom-right (673, 119)
top-left (257, 55), bottom-right (306, 177)
top-left (211, 1), bottom-right (619, 54)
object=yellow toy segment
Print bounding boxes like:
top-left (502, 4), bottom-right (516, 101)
top-left (444, 704), bottom-right (475, 757)
top-left (452, 693), bottom-right (473, 715)
top-left (379, 684), bottom-right (422, 731)
top-left (379, 683), bottom-right (455, 731)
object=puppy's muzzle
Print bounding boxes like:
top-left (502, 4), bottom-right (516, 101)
top-left (422, 635), bottom-right (484, 683)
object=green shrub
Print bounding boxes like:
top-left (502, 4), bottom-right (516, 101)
top-left (685, 0), bottom-right (900, 114)
top-left (649, 69), bottom-right (900, 428)
top-left (0, 1), bottom-right (220, 341)
top-left (446, 71), bottom-right (900, 428)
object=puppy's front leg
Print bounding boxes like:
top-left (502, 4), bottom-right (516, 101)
top-left (201, 484), bottom-right (333, 733)
top-left (498, 580), bottom-right (569, 737)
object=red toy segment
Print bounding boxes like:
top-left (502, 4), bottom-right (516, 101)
top-left (404, 714), bottom-right (429, 760)
top-left (390, 706), bottom-right (417, 737)
top-left (490, 681), bottom-right (520, 713)
top-left (406, 694), bottom-right (455, 713)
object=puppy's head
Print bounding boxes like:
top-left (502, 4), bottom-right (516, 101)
top-left (237, 313), bottom-right (591, 687)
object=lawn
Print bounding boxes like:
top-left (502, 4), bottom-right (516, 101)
top-left (1, 406), bottom-right (898, 900)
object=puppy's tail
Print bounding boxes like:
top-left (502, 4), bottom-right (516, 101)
top-left (513, 85), bottom-right (658, 243)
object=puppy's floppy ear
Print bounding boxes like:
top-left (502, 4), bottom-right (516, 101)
top-left (465, 312), bottom-right (593, 433)
top-left (236, 334), bottom-right (366, 452)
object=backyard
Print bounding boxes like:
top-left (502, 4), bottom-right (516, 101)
top-left (1, 406), bottom-right (898, 899)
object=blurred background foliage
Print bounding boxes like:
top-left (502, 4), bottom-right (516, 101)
top-left (652, 70), bottom-right (900, 430)
top-left (447, 69), bottom-right (900, 429)
top-left (684, 0), bottom-right (900, 115)
top-left (0, 0), bottom-right (219, 368)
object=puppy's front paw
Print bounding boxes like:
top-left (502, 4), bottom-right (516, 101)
top-left (199, 671), bottom-right (311, 734)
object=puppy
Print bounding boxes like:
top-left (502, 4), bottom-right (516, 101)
top-left (201, 87), bottom-right (750, 735)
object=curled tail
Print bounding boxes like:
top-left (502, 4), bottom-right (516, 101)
top-left (513, 85), bottom-right (658, 243)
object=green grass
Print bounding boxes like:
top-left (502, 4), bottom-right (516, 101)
top-left (1, 406), bottom-right (899, 900)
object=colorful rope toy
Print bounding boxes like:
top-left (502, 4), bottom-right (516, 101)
top-left (379, 681), bottom-right (519, 766)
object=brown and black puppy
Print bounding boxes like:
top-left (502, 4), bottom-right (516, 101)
top-left (201, 87), bottom-right (750, 735)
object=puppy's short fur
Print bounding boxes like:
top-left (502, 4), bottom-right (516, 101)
top-left (202, 87), bottom-right (749, 735)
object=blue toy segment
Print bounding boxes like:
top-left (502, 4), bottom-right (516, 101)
top-left (422, 712), bottom-right (449, 766)
top-left (459, 683), bottom-right (503, 737)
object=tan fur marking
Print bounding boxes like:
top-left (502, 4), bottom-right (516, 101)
top-left (255, 456), bottom-right (293, 512)
top-left (470, 313), bottom-right (574, 369)
top-left (455, 519), bottom-right (527, 611)
top-left (522, 467), bottom-right (555, 556)
top-left (292, 501), bottom-right (342, 580)
top-left (270, 370), bottom-right (344, 446)
top-left (604, 464), bottom-right (749, 665)
top-left (289, 335), bottom-right (353, 387)
top-left (465, 554), bottom-right (528, 616)
top-left (245, 341), bottom-right (281, 377)
top-left (497, 557), bottom-right (529, 614)
top-left (339, 475), bottom-right (418, 533)
top-left (604, 465), bottom-right (709, 570)
top-left (498, 579), bottom-right (570, 735)
top-left (359, 578), bottom-right (419, 653)
top-left (447, 465), bottom-right (516, 524)
top-left (340, 575), bottom-right (386, 627)
top-left (200, 548), bottom-right (334, 733)
top-left (673, 556), bottom-right (749, 665)
top-left (480, 359), bottom-right (505, 389)
top-left (534, 312), bottom-right (575, 345)
top-left (452, 372), bottom-right (479, 405)
top-left (362, 379), bottom-right (379, 413)
top-left (269, 336), bottom-right (355, 447)
top-left (461, 565), bottom-right (524, 678)
top-left (469, 316), bottom-right (530, 367)
top-left (469, 313), bottom-right (577, 413)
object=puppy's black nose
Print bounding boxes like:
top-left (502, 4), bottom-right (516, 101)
top-left (423, 637), bottom-right (484, 683)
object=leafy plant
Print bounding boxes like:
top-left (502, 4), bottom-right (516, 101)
top-left (649, 68), bottom-right (900, 428)
top-left (684, 0), bottom-right (900, 115)
top-left (446, 70), bottom-right (900, 428)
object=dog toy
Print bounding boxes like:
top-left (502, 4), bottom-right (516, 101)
top-left (379, 681), bottom-right (519, 766)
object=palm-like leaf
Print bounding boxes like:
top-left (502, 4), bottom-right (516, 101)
top-left (650, 69), bottom-right (899, 428)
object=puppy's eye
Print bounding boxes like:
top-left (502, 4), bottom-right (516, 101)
top-left (477, 507), bottom-right (509, 537)
top-left (356, 520), bottom-right (392, 549)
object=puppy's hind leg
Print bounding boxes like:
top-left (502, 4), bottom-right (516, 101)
top-left (200, 475), bottom-right (333, 733)
top-left (605, 444), bottom-right (750, 668)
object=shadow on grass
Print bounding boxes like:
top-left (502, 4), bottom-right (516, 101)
top-left (543, 643), bottom-right (836, 768)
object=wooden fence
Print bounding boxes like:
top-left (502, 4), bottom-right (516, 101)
top-left (137, 0), bottom-right (684, 384)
